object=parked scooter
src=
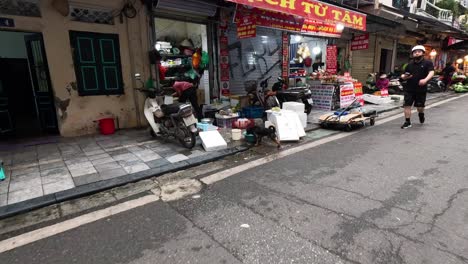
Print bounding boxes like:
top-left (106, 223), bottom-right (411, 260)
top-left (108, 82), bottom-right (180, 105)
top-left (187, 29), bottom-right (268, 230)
top-left (136, 74), bottom-right (198, 149)
top-left (245, 76), bottom-right (280, 110)
top-left (388, 77), bottom-right (404, 95)
top-left (273, 77), bottom-right (313, 115)
top-left (363, 72), bottom-right (378, 94)
top-left (427, 75), bottom-right (446, 93)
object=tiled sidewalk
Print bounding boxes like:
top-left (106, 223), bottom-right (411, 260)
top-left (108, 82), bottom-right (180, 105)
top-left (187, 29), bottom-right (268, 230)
top-left (0, 129), bottom-right (222, 206)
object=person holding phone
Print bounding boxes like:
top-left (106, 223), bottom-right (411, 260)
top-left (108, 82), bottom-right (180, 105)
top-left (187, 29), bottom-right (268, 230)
top-left (400, 45), bottom-right (434, 129)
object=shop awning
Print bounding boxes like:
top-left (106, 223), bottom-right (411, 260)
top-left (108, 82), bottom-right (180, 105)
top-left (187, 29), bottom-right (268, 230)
top-left (377, 5), bottom-right (468, 38)
top-left (226, 0), bottom-right (367, 31)
top-left (443, 40), bottom-right (468, 50)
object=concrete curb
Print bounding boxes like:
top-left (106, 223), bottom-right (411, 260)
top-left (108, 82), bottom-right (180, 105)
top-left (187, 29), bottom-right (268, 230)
top-left (0, 145), bottom-right (250, 220)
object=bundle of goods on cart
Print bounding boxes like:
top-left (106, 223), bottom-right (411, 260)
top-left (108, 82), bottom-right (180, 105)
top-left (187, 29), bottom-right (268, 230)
top-left (319, 100), bottom-right (376, 132)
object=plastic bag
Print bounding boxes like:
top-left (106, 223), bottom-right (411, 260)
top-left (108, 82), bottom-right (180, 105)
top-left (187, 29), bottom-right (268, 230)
top-left (185, 68), bottom-right (199, 80)
top-left (192, 49), bottom-right (201, 69)
top-left (201, 51), bottom-right (209, 69)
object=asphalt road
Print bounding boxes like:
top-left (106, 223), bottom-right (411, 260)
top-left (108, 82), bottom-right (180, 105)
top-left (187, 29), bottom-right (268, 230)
top-left (1, 95), bottom-right (468, 264)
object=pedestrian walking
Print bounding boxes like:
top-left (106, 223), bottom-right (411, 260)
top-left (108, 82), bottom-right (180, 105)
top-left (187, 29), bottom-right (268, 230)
top-left (400, 45), bottom-right (435, 129)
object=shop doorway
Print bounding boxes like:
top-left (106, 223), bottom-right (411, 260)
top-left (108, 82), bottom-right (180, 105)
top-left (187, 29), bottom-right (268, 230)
top-left (154, 18), bottom-right (212, 105)
top-left (0, 31), bottom-right (58, 138)
top-left (379, 48), bottom-right (393, 74)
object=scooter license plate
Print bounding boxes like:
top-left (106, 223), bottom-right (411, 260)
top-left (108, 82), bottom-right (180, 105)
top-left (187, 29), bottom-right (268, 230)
top-left (307, 98), bottom-right (313, 104)
top-left (183, 116), bottom-right (197, 126)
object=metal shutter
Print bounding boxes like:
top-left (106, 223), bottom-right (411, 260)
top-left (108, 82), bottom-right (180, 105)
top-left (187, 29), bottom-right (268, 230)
top-left (155, 0), bottom-right (218, 17)
top-left (351, 34), bottom-right (376, 84)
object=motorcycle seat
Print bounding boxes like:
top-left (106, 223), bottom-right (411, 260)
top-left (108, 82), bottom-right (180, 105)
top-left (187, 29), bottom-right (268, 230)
top-left (161, 103), bottom-right (182, 115)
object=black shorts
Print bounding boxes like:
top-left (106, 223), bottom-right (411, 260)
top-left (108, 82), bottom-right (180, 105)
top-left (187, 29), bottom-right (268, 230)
top-left (404, 92), bottom-right (426, 107)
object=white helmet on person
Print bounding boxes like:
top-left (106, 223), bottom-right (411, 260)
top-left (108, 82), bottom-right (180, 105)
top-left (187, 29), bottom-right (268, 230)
top-left (411, 45), bottom-right (426, 53)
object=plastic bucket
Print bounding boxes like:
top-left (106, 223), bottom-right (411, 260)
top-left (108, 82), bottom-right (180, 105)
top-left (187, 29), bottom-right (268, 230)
top-left (232, 129), bottom-right (242, 141)
top-left (98, 118), bottom-right (115, 135)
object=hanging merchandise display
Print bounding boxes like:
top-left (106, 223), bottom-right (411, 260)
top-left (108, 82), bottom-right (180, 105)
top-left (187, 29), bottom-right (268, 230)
top-left (154, 17), bottom-right (213, 91)
top-left (192, 49), bottom-right (201, 69)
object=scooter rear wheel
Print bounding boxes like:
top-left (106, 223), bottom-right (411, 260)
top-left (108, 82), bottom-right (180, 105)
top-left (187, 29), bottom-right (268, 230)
top-left (176, 126), bottom-right (196, 149)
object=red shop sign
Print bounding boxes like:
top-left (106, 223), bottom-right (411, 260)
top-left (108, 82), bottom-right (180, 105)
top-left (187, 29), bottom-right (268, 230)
top-left (237, 15), bottom-right (257, 39)
top-left (235, 5), bottom-right (304, 32)
top-left (351, 33), bottom-right (369, 51)
top-left (326, 45), bottom-right (337, 74)
top-left (302, 19), bottom-right (341, 37)
top-left (235, 5), bottom-right (341, 36)
top-left (228, 0), bottom-right (366, 31)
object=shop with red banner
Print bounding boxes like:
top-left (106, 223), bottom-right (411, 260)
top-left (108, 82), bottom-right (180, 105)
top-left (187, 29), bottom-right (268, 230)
top-left (227, 0), bottom-right (367, 111)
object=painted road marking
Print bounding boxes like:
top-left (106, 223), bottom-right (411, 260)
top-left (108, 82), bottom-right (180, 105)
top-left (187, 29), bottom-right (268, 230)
top-left (201, 93), bottom-right (468, 185)
top-left (0, 195), bottom-right (159, 254)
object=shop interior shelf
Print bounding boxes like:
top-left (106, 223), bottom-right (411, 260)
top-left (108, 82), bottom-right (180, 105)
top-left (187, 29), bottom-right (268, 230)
top-left (161, 54), bottom-right (191, 59)
top-left (162, 64), bottom-right (191, 69)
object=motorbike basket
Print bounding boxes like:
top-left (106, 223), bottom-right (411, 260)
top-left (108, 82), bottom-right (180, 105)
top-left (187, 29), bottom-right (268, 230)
top-left (178, 104), bottom-right (193, 118)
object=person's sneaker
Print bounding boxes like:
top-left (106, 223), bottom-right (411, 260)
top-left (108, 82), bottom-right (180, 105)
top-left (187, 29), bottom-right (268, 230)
top-left (401, 121), bottom-right (412, 129)
top-left (419, 113), bottom-right (425, 124)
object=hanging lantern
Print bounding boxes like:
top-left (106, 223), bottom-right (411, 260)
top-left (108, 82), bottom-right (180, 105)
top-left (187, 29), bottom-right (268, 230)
top-left (336, 23), bottom-right (345, 32)
top-left (312, 46), bottom-right (321, 55)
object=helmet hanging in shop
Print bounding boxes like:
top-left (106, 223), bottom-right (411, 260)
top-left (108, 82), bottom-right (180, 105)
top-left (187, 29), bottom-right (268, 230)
top-left (411, 45), bottom-right (426, 53)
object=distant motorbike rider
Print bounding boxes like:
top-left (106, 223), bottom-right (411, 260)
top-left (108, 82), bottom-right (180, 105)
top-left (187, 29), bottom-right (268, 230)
top-left (441, 61), bottom-right (455, 88)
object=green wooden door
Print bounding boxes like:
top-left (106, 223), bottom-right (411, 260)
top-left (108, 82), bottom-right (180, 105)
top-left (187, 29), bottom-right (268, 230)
top-left (70, 31), bottom-right (123, 96)
top-left (0, 62), bottom-right (13, 134)
top-left (25, 34), bottom-right (58, 133)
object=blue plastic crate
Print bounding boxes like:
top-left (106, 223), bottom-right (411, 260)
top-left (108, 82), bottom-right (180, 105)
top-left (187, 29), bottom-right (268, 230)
top-left (242, 106), bottom-right (264, 118)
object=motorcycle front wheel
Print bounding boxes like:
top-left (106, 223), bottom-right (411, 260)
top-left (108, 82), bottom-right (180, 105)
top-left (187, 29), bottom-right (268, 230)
top-left (176, 126), bottom-right (196, 149)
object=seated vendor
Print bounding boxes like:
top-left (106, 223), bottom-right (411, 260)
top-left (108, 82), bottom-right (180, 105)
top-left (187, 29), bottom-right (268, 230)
top-left (172, 80), bottom-right (202, 119)
top-left (376, 73), bottom-right (389, 90)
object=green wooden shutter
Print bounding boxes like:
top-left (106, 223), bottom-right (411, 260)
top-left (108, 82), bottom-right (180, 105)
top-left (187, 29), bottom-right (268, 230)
top-left (70, 31), bottom-right (124, 96)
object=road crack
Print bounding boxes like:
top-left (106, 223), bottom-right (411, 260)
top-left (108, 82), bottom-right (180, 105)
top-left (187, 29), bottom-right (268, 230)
top-left (420, 188), bottom-right (468, 236)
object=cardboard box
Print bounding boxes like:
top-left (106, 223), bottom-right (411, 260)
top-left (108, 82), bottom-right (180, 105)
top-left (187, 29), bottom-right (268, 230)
top-left (230, 95), bottom-right (250, 108)
top-left (197, 89), bottom-right (205, 105)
